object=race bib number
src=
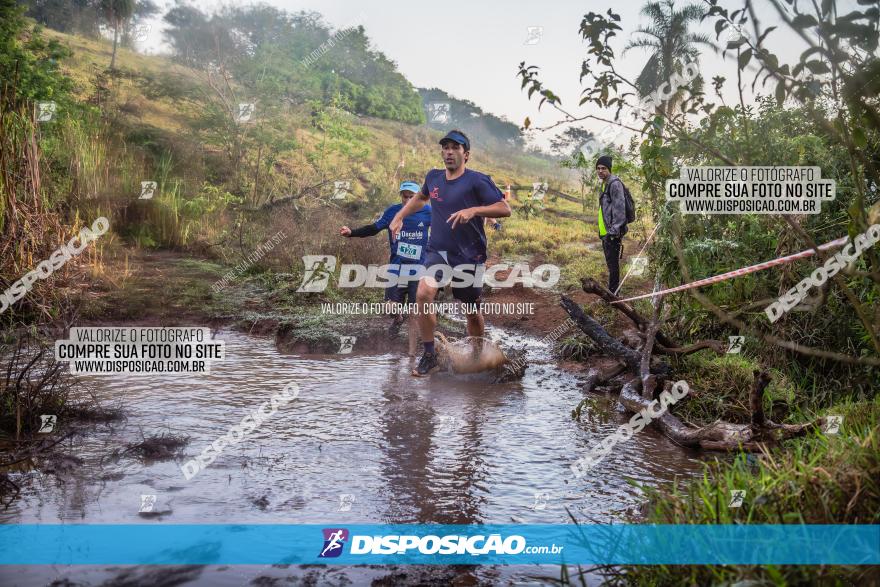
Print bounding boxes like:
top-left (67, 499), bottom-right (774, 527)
top-left (397, 241), bottom-right (422, 260)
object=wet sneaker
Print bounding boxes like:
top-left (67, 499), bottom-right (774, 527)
top-left (389, 314), bottom-right (404, 335)
top-left (412, 351), bottom-right (439, 377)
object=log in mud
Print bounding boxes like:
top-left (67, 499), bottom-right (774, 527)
top-left (560, 285), bottom-right (824, 453)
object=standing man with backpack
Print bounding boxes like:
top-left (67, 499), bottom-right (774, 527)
top-left (595, 155), bottom-right (635, 294)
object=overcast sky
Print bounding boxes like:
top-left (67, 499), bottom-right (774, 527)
top-left (147, 0), bottom-right (861, 149)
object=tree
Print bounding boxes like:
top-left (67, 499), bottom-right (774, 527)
top-left (21, 0), bottom-right (102, 36)
top-left (162, 4), bottom-right (424, 124)
top-left (623, 0), bottom-right (713, 112)
top-left (120, 0), bottom-right (159, 48)
top-left (517, 1), bottom-right (880, 371)
top-left (1, 0), bottom-right (71, 111)
top-left (101, 0), bottom-right (134, 70)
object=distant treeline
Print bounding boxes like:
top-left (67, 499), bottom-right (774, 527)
top-left (19, 1), bottom-right (533, 146)
top-left (19, 1), bottom-right (426, 124)
top-left (18, 0), bottom-right (159, 46)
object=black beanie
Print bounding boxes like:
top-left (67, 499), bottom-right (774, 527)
top-left (596, 155), bottom-right (613, 171)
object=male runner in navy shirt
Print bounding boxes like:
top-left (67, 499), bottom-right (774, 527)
top-left (340, 181), bottom-right (431, 353)
top-left (390, 130), bottom-right (511, 376)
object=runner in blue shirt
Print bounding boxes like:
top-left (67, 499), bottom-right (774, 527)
top-left (389, 130), bottom-right (511, 376)
top-left (340, 181), bottom-right (431, 353)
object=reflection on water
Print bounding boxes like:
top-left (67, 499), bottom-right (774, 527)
top-left (1, 329), bottom-right (704, 585)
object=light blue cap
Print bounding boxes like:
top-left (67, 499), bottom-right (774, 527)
top-left (399, 181), bottom-right (420, 193)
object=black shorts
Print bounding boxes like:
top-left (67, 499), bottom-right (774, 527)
top-left (423, 251), bottom-right (483, 304)
top-left (384, 279), bottom-right (419, 305)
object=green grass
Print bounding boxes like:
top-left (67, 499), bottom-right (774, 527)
top-left (611, 399), bottom-right (880, 586)
top-left (671, 353), bottom-right (799, 426)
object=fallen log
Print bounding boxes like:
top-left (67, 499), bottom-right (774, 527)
top-left (561, 295), bottom-right (671, 379)
top-left (582, 368), bottom-right (601, 394)
top-left (580, 364), bottom-right (628, 394)
top-left (560, 295), bottom-right (649, 375)
top-left (567, 280), bottom-right (821, 456)
top-left (617, 373), bottom-right (821, 451)
top-left (654, 340), bottom-right (726, 356)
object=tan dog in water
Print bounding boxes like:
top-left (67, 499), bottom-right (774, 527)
top-left (435, 332), bottom-right (507, 374)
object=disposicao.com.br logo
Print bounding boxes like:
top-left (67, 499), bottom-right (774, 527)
top-left (318, 528), bottom-right (562, 557)
top-left (296, 255), bottom-right (559, 292)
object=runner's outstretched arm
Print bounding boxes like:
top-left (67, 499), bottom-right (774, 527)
top-left (390, 192), bottom-right (428, 239)
top-left (341, 224), bottom-right (382, 237)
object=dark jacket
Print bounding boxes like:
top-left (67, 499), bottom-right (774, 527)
top-left (599, 174), bottom-right (628, 239)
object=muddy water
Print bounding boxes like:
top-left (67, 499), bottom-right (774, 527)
top-left (1, 328), bottom-right (704, 586)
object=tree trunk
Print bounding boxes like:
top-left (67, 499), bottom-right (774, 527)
top-left (581, 277), bottom-right (724, 356)
top-left (111, 21), bottom-right (119, 70)
top-left (618, 375), bottom-right (821, 451)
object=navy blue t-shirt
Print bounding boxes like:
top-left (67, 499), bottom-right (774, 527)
top-left (420, 168), bottom-right (503, 264)
top-left (374, 203), bottom-right (431, 267)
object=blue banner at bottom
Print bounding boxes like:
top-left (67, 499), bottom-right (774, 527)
top-left (0, 524), bottom-right (877, 565)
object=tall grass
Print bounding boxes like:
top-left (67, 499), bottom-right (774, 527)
top-left (603, 400), bottom-right (880, 586)
top-left (0, 108), bottom-right (70, 323)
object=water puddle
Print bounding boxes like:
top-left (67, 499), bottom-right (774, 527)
top-left (1, 328), bottom-right (704, 585)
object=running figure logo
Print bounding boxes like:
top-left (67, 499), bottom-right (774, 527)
top-left (530, 182), bottom-right (548, 201)
top-left (332, 181), bottom-right (351, 200)
top-left (337, 493), bottom-right (355, 512)
top-left (823, 415), bottom-right (842, 435)
top-left (728, 490), bottom-right (746, 508)
top-left (533, 492), bottom-right (550, 510)
top-left (130, 23), bottom-right (151, 42)
top-left (140, 181), bottom-right (157, 200)
top-left (524, 26), bottom-right (544, 45)
top-left (727, 335), bottom-right (745, 354)
top-left (338, 336), bottom-right (356, 354)
top-left (629, 256), bottom-right (648, 277)
top-left (38, 415), bottom-right (56, 433)
top-left (427, 102), bottom-right (450, 124)
top-left (297, 255), bottom-right (337, 292)
top-left (235, 103), bottom-right (255, 123)
top-left (37, 101), bottom-right (57, 122)
top-left (318, 528), bottom-right (349, 558)
top-left (139, 494), bottom-right (156, 513)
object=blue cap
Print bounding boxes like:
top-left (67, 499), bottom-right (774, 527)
top-left (439, 130), bottom-right (470, 151)
top-left (399, 181), bottom-right (420, 193)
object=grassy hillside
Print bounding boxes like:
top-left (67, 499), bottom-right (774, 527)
top-left (48, 28), bottom-right (565, 185)
top-left (33, 27), bottom-right (606, 287)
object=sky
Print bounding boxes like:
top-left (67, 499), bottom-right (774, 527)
top-left (141, 0), bottom-right (854, 150)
